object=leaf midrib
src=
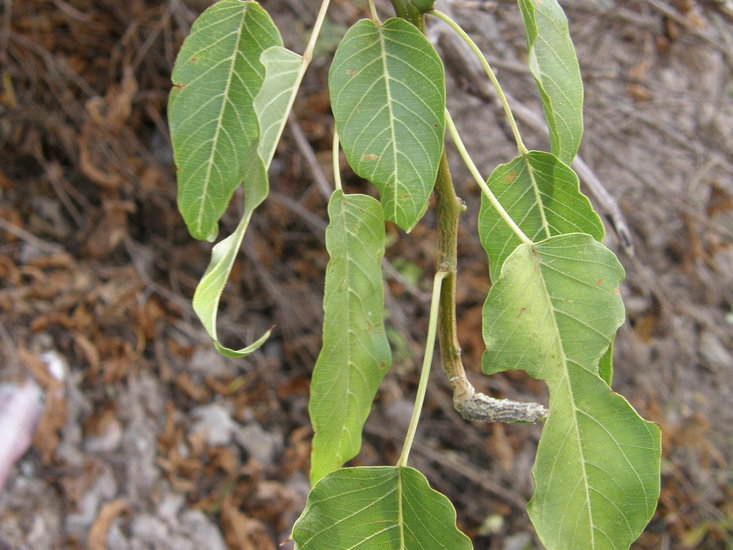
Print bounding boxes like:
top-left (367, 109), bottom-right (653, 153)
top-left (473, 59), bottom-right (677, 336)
top-left (378, 24), bottom-right (399, 223)
top-left (194, 5), bottom-right (249, 236)
top-left (523, 153), bottom-right (552, 240)
top-left (534, 247), bottom-right (595, 547)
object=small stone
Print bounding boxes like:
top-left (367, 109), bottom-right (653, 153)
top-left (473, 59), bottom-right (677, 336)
top-left (85, 418), bottom-right (123, 454)
top-left (234, 422), bottom-right (283, 467)
top-left (130, 515), bottom-right (169, 542)
top-left (189, 404), bottom-right (235, 446)
top-left (189, 348), bottom-right (234, 378)
top-left (179, 510), bottom-right (227, 550)
top-left (699, 330), bottom-right (732, 370)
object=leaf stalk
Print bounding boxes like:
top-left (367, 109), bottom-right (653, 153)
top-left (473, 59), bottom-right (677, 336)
top-left (332, 128), bottom-right (342, 191)
top-left (445, 110), bottom-right (532, 245)
top-left (429, 9), bottom-right (528, 155)
top-left (397, 270), bottom-right (448, 467)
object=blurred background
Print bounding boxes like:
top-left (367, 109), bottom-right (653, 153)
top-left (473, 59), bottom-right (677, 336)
top-left (1, 0), bottom-right (732, 548)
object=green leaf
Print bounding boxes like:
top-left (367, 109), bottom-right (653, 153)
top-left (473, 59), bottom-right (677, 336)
top-left (255, 46), bottom-right (303, 166)
top-left (482, 234), bottom-right (661, 549)
top-left (189, 34), bottom-right (305, 357)
top-left (598, 341), bottom-right (614, 387)
top-left (329, 18), bottom-right (446, 232)
top-left (169, 0), bottom-right (282, 241)
top-left (519, 0), bottom-right (584, 164)
top-left (292, 466), bottom-right (472, 549)
top-left (479, 151), bottom-right (603, 281)
top-left (193, 210), bottom-right (271, 358)
top-left (309, 191), bottom-right (391, 484)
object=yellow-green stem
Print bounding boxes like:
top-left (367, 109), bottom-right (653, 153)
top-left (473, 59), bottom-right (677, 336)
top-left (429, 9), bottom-right (528, 156)
top-left (445, 110), bottom-right (532, 245)
top-left (397, 270), bottom-right (448, 467)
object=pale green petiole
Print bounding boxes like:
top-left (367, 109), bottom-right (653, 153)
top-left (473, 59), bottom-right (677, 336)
top-left (445, 110), bottom-right (532, 245)
top-left (273, 0), bottom-right (331, 144)
top-left (332, 128), bottom-right (342, 191)
top-left (397, 269), bottom-right (448, 467)
top-left (429, 9), bottom-right (528, 156)
top-left (368, 0), bottom-right (380, 23)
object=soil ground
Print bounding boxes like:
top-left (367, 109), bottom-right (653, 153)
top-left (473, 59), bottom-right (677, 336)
top-left (1, 0), bottom-right (732, 548)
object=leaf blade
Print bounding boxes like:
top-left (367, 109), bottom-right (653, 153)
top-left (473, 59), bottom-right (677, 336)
top-left (479, 151), bottom-right (603, 281)
top-left (519, 0), bottom-right (584, 164)
top-left (292, 466), bottom-right (472, 549)
top-left (169, 0), bottom-right (282, 240)
top-left (192, 210), bottom-right (272, 358)
top-left (187, 37), bottom-right (305, 357)
top-left (329, 18), bottom-right (446, 231)
top-left (482, 234), bottom-right (661, 549)
top-left (309, 191), bottom-right (392, 484)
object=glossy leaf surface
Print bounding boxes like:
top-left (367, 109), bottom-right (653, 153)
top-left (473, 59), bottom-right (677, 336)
top-left (293, 467), bottom-right (472, 549)
top-left (169, 0), bottom-right (281, 240)
top-left (519, 0), bottom-right (584, 164)
top-left (329, 18), bottom-right (446, 231)
top-left (309, 191), bottom-right (391, 484)
top-left (479, 151), bottom-right (603, 281)
top-left (482, 234), bottom-right (661, 549)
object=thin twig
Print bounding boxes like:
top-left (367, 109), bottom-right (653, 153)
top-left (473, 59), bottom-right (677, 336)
top-left (287, 112), bottom-right (332, 202)
top-left (0, 218), bottom-right (66, 256)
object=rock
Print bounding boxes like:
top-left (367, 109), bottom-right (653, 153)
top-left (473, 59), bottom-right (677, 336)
top-left (179, 509), bottom-right (227, 550)
top-left (188, 348), bottom-right (234, 378)
top-left (130, 515), bottom-right (169, 543)
top-left (699, 330), bottom-right (732, 370)
top-left (189, 404), bottom-right (236, 447)
top-left (234, 422), bottom-right (283, 467)
top-left (84, 418), bottom-right (123, 454)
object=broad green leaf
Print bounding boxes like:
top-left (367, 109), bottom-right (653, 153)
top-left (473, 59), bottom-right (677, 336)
top-left (479, 151), bottom-right (603, 281)
top-left (519, 0), bottom-right (584, 164)
top-left (190, 37), bottom-right (305, 357)
top-left (309, 191), bottom-right (391, 484)
top-left (482, 234), bottom-right (661, 549)
top-left (169, 0), bottom-right (281, 241)
top-left (329, 18), bottom-right (446, 232)
top-left (292, 466), bottom-right (472, 549)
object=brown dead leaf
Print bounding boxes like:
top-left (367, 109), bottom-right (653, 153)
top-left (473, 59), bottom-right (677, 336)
top-left (221, 494), bottom-right (276, 550)
top-left (627, 61), bottom-right (653, 101)
top-left (207, 446), bottom-right (239, 478)
top-left (84, 200), bottom-right (136, 257)
top-left (86, 499), bottom-right (128, 550)
top-left (174, 373), bottom-right (211, 403)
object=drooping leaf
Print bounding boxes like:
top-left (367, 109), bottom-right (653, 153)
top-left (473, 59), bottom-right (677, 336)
top-left (255, 46), bottom-right (303, 166)
top-left (329, 18), bottom-right (446, 231)
top-left (309, 191), bottom-right (391, 484)
top-left (169, 0), bottom-right (282, 241)
top-left (518, 0), bottom-right (584, 164)
top-left (479, 151), bottom-right (603, 281)
top-left (190, 35), bottom-right (305, 357)
top-left (193, 210), bottom-right (272, 358)
top-left (482, 234), bottom-right (661, 549)
top-left (292, 466), bottom-right (472, 549)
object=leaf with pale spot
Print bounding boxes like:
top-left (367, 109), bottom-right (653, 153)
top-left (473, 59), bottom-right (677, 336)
top-left (479, 151), bottom-right (603, 281)
top-left (482, 234), bottom-right (661, 549)
top-left (329, 18), bottom-right (446, 231)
